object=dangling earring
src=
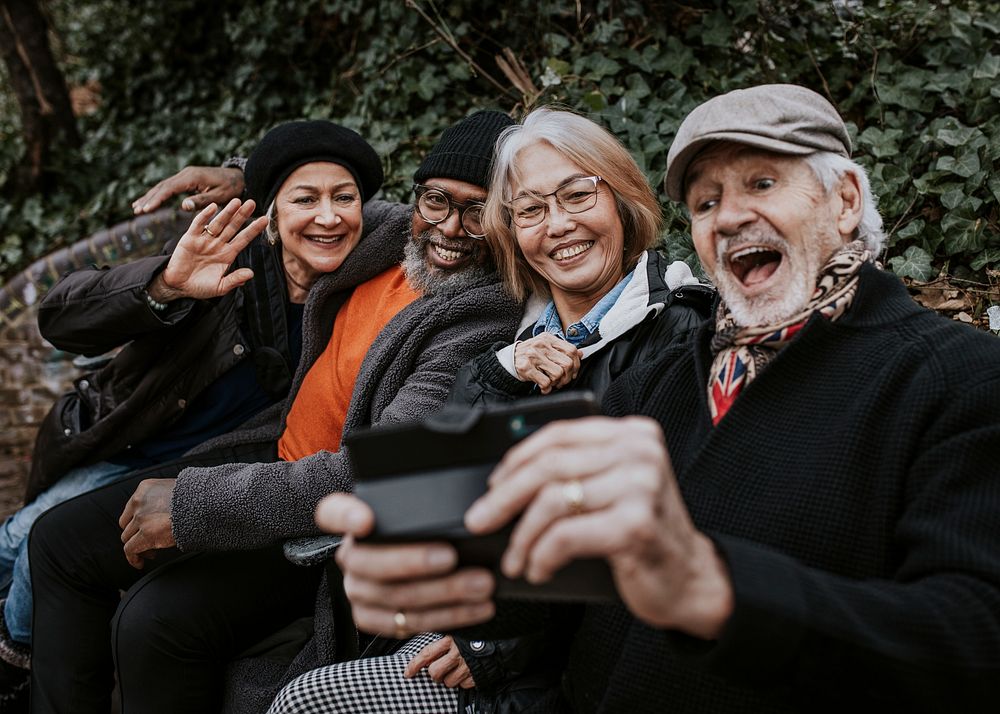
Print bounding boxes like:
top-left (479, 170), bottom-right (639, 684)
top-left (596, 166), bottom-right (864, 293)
top-left (267, 232), bottom-right (279, 247)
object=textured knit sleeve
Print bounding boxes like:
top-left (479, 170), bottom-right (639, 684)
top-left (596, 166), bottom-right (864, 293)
top-left (221, 156), bottom-right (247, 172)
top-left (698, 365), bottom-right (1000, 708)
top-left (360, 199), bottom-right (408, 231)
top-left (356, 281), bottom-right (523, 430)
top-left (171, 451), bottom-right (350, 551)
top-left (601, 351), bottom-right (668, 416)
top-left (606, 334), bottom-right (1000, 709)
top-left (171, 281), bottom-right (522, 551)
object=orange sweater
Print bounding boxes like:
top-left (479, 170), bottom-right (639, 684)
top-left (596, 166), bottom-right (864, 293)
top-left (278, 266), bottom-right (420, 461)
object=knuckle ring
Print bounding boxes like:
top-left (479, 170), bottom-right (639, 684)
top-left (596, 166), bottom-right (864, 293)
top-left (393, 610), bottom-right (408, 639)
top-left (203, 224), bottom-right (219, 237)
top-left (563, 479), bottom-right (585, 516)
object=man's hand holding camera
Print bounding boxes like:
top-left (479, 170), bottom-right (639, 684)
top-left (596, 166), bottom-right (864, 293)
top-left (328, 499), bottom-right (496, 638)
top-left (321, 416), bottom-right (733, 640)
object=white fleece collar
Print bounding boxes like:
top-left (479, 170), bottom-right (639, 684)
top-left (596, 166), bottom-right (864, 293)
top-left (497, 251), bottom-right (698, 373)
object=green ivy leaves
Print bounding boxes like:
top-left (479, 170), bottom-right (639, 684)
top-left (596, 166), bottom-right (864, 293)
top-left (890, 246), bottom-right (936, 282)
top-left (1, 0), bottom-right (999, 291)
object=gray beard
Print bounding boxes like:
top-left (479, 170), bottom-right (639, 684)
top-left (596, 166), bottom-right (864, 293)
top-left (712, 227), bottom-right (814, 327)
top-left (401, 232), bottom-right (493, 297)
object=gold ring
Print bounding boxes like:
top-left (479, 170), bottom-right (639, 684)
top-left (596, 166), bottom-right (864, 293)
top-left (393, 610), bottom-right (408, 639)
top-left (563, 479), bottom-right (585, 516)
top-left (203, 224), bottom-right (219, 237)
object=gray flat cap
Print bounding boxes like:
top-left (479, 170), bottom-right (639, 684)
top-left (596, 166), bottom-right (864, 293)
top-left (665, 84), bottom-right (850, 201)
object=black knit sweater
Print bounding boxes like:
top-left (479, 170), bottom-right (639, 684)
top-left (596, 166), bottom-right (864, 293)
top-left (563, 264), bottom-right (1000, 713)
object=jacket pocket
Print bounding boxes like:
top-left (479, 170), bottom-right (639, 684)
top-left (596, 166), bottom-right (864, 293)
top-left (25, 392), bottom-right (87, 502)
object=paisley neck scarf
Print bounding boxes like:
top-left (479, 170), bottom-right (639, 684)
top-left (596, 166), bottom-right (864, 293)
top-left (708, 241), bottom-right (871, 425)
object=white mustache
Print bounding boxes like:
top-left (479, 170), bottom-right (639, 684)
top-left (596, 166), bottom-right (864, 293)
top-left (717, 228), bottom-right (789, 265)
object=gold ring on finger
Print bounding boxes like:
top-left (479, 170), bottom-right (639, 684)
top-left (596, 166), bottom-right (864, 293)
top-left (393, 610), bottom-right (408, 639)
top-left (563, 479), bottom-right (585, 516)
top-left (203, 224), bottom-right (219, 237)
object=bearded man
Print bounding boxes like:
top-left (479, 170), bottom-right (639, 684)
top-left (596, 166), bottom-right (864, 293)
top-left (26, 111), bottom-right (522, 714)
top-left (321, 85), bottom-right (1000, 712)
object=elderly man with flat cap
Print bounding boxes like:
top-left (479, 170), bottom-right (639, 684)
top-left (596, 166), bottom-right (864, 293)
top-left (321, 85), bottom-right (1000, 712)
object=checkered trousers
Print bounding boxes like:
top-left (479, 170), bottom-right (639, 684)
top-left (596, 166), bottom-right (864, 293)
top-left (267, 633), bottom-right (459, 713)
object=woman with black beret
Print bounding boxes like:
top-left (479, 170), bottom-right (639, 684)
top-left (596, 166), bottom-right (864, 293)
top-left (1, 120), bottom-right (396, 705)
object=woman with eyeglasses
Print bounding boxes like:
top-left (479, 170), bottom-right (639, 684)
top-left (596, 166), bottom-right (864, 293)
top-left (398, 106), bottom-right (716, 714)
top-left (451, 106), bottom-right (713, 408)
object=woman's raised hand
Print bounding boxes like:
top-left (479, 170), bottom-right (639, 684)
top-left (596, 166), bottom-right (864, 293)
top-left (513, 333), bottom-right (582, 394)
top-left (150, 199), bottom-right (267, 302)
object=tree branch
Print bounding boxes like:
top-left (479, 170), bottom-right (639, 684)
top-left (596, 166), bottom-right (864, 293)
top-left (406, 0), bottom-right (517, 101)
top-left (2, 0), bottom-right (79, 146)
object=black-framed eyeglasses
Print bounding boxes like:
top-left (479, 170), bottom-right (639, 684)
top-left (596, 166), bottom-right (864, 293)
top-left (412, 184), bottom-right (487, 239)
top-left (507, 175), bottom-right (604, 229)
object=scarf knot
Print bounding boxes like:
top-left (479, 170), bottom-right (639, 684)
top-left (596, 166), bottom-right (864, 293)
top-left (708, 242), bottom-right (870, 426)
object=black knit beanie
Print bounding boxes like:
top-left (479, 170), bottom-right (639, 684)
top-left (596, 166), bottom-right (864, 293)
top-left (244, 120), bottom-right (384, 216)
top-left (412, 110), bottom-right (515, 189)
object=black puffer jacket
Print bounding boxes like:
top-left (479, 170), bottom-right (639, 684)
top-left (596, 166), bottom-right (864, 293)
top-left (446, 249), bottom-right (714, 714)
top-left (29, 200), bottom-right (404, 501)
top-left (449, 249), bottom-right (714, 407)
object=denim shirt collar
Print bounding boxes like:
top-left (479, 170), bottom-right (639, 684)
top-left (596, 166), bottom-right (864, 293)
top-left (531, 268), bottom-right (634, 346)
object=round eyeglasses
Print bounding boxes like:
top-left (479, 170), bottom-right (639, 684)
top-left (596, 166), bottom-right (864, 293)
top-left (412, 184), bottom-right (486, 239)
top-left (507, 175), bottom-right (604, 229)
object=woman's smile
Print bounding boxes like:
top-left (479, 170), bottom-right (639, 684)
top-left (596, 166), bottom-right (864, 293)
top-left (511, 143), bottom-right (625, 325)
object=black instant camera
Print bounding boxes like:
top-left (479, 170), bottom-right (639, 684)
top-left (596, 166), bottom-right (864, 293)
top-left (346, 392), bottom-right (617, 601)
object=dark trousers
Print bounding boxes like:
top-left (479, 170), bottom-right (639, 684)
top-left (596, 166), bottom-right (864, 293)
top-left (27, 451), bottom-right (322, 714)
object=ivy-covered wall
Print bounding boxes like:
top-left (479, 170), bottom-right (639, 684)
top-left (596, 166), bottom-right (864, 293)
top-left (1, 1), bottom-right (998, 315)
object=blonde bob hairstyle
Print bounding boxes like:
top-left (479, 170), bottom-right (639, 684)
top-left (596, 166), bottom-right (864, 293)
top-left (482, 107), bottom-right (662, 301)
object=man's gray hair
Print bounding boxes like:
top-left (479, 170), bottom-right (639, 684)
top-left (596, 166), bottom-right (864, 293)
top-left (804, 152), bottom-right (885, 254)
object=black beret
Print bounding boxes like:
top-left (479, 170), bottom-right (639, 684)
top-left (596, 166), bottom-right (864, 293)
top-left (244, 120), bottom-right (383, 215)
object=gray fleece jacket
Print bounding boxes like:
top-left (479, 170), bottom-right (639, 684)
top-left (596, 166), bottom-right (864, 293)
top-left (171, 209), bottom-right (523, 552)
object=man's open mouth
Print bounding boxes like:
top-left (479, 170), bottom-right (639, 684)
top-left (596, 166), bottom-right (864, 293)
top-left (728, 245), bottom-right (783, 287)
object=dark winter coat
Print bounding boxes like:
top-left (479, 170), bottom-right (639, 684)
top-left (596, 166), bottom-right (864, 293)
top-left (562, 263), bottom-right (1000, 712)
top-left (449, 250), bottom-right (713, 408)
top-left (446, 249), bottom-right (714, 713)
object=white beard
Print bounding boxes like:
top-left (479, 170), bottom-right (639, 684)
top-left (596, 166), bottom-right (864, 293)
top-left (711, 225), bottom-right (836, 327)
top-left (401, 231), bottom-right (491, 296)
